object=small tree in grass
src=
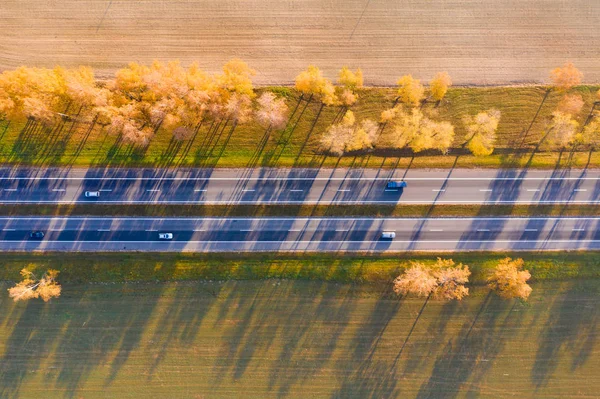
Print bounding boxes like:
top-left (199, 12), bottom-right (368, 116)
top-left (429, 72), bottom-right (452, 102)
top-left (8, 268), bottom-right (61, 302)
top-left (550, 62), bottom-right (583, 91)
top-left (394, 258), bottom-right (471, 301)
top-left (393, 264), bottom-right (438, 297)
top-left (463, 109), bottom-right (501, 156)
top-left (487, 257), bottom-right (532, 300)
top-left (557, 94), bottom-right (584, 116)
top-left (396, 75), bottom-right (425, 107)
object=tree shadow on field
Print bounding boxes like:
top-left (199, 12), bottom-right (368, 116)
top-left (531, 280), bottom-right (600, 388)
top-left (417, 293), bottom-right (524, 398)
top-left (0, 300), bottom-right (55, 399)
top-left (210, 280), bottom-right (361, 398)
top-left (143, 281), bottom-right (224, 380)
top-left (330, 288), bottom-right (402, 399)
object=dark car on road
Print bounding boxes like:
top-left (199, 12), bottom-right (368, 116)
top-left (29, 231), bottom-right (45, 239)
top-left (386, 181), bottom-right (407, 189)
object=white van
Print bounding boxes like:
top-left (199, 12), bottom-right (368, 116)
top-left (381, 231), bottom-right (396, 239)
top-left (85, 191), bottom-right (100, 198)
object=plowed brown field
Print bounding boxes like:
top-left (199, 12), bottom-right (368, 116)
top-left (1, 0), bottom-right (599, 85)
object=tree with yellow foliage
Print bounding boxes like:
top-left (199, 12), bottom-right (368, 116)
top-left (557, 94), bottom-right (584, 116)
top-left (337, 67), bottom-right (363, 106)
top-left (576, 117), bottom-right (600, 149)
top-left (463, 109), bottom-right (501, 156)
top-left (319, 110), bottom-right (378, 155)
top-left (429, 72), bottom-right (452, 102)
top-left (543, 111), bottom-right (578, 149)
top-left (384, 106), bottom-right (454, 153)
top-left (550, 62), bottom-right (583, 91)
top-left (8, 268), bottom-right (61, 302)
top-left (295, 66), bottom-right (338, 106)
top-left (393, 264), bottom-right (438, 297)
top-left (396, 75), bottom-right (425, 107)
top-left (432, 261), bottom-right (471, 301)
top-left (487, 257), bottom-right (532, 300)
top-left (255, 92), bottom-right (289, 130)
top-left (393, 258), bottom-right (470, 301)
top-left (0, 66), bottom-right (71, 125)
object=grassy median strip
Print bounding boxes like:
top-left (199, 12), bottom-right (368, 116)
top-left (0, 203), bottom-right (597, 217)
top-left (1, 85), bottom-right (599, 169)
top-left (1, 252), bottom-right (599, 284)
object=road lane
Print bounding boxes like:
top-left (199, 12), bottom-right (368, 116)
top-left (0, 167), bottom-right (598, 205)
top-left (0, 217), bottom-right (598, 252)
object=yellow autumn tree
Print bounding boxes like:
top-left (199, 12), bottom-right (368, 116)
top-left (319, 110), bottom-right (378, 155)
top-left (255, 92), bottom-right (289, 130)
top-left (464, 109), bottom-right (501, 156)
top-left (8, 268), bottom-right (61, 302)
top-left (393, 258), bottom-right (470, 301)
top-left (576, 117), bottom-right (600, 149)
top-left (396, 75), bottom-right (425, 107)
top-left (543, 111), bottom-right (578, 149)
top-left (431, 259), bottom-right (471, 301)
top-left (557, 94), bottom-right (584, 116)
top-left (487, 258), bottom-right (532, 300)
top-left (430, 72), bottom-right (452, 102)
top-left (385, 106), bottom-right (454, 153)
top-left (337, 67), bottom-right (364, 106)
top-left (550, 62), bottom-right (583, 91)
top-left (393, 264), bottom-right (438, 297)
top-left (295, 65), bottom-right (338, 106)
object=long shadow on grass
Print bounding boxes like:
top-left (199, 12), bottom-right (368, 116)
top-left (417, 294), bottom-right (522, 398)
top-left (531, 280), bottom-right (600, 388)
top-left (330, 288), bottom-right (402, 399)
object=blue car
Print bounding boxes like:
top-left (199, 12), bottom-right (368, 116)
top-left (386, 181), bottom-right (407, 189)
top-left (29, 231), bottom-right (45, 239)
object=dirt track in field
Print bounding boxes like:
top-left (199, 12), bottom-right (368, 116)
top-left (1, 0), bottom-right (599, 85)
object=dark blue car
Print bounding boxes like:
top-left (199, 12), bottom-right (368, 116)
top-left (29, 231), bottom-right (45, 239)
top-left (386, 181), bottom-right (407, 189)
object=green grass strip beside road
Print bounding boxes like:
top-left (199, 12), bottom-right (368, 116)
top-left (1, 85), bottom-right (599, 169)
top-left (1, 252), bottom-right (598, 285)
top-left (0, 204), bottom-right (597, 217)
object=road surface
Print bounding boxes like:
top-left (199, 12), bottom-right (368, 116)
top-left (1, 217), bottom-right (598, 252)
top-left (0, 167), bottom-right (598, 205)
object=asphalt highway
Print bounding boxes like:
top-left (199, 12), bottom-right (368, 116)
top-left (1, 217), bottom-right (598, 252)
top-left (0, 167), bottom-right (598, 205)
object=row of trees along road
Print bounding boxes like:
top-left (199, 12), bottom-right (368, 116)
top-left (0, 61), bottom-right (598, 155)
top-left (8, 257), bottom-right (531, 304)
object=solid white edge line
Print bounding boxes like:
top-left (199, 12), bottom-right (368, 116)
top-left (6, 239), bottom-right (600, 244)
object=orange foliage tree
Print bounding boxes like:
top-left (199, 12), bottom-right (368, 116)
top-left (8, 268), bottom-right (61, 302)
top-left (550, 62), bottom-right (583, 91)
top-left (487, 257), bottom-right (532, 300)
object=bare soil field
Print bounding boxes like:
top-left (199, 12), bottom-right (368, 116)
top-left (1, 0), bottom-right (599, 85)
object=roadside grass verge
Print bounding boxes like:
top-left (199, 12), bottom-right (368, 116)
top-left (0, 203), bottom-right (597, 217)
top-left (0, 85), bottom-right (599, 169)
top-left (1, 252), bottom-right (599, 285)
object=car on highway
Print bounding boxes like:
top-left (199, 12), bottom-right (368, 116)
top-left (29, 231), bottom-right (45, 239)
top-left (386, 181), bottom-right (407, 189)
top-left (158, 233), bottom-right (173, 240)
top-left (85, 191), bottom-right (100, 198)
top-left (381, 231), bottom-right (396, 239)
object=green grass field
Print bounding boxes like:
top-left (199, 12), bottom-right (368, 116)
top-left (2, 252), bottom-right (599, 284)
top-left (0, 203), bottom-right (596, 218)
top-left (0, 278), bottom-right (597, 398)
top-left (1, 85), bottom-right (599, 169)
